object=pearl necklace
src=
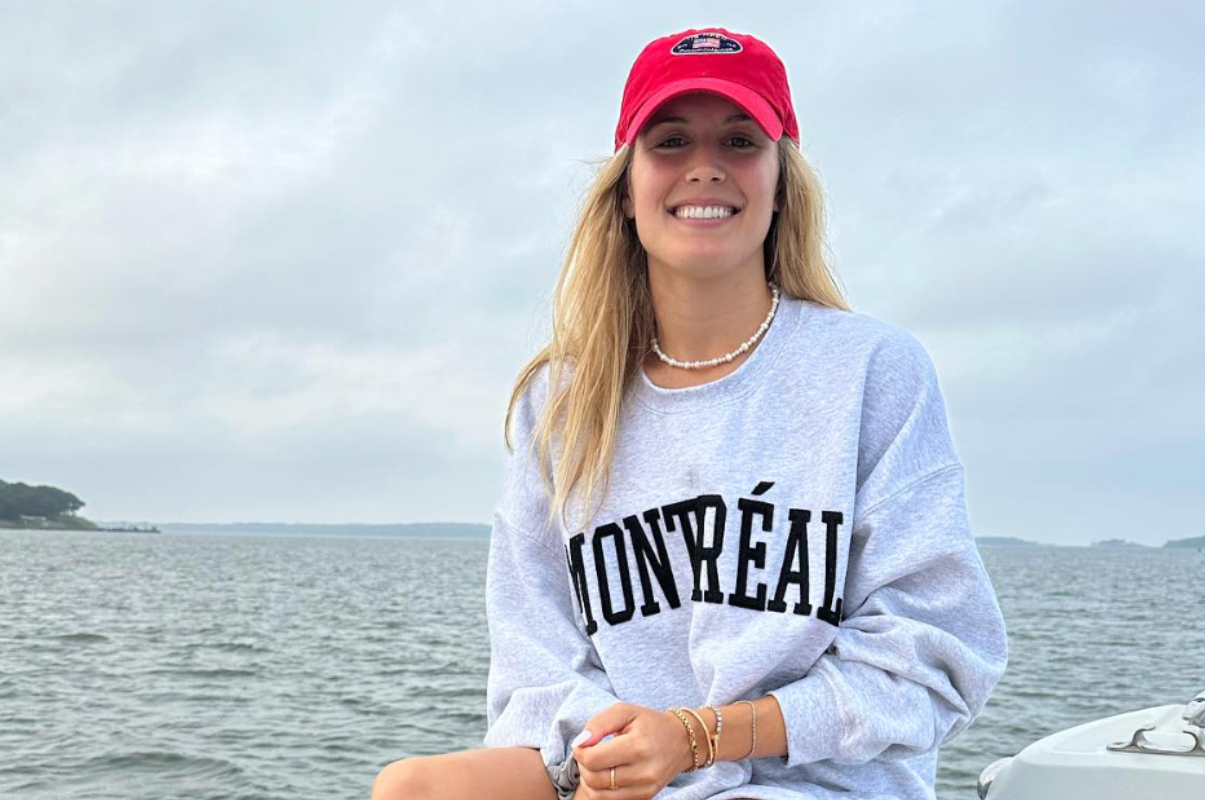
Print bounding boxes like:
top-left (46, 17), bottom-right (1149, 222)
top-left (651, 282), bottom-right (781, 370)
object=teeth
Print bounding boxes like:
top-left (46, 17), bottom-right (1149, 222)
top-left (674, 205), bottom-right (736, 219)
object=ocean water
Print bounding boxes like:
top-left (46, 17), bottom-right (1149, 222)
top-left (1, 529), bottom-right (1202, 800)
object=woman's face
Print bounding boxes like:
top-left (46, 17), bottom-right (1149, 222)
top-left (622, 92), bottom-right (780, 281)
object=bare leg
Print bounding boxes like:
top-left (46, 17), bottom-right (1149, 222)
top-left (371, 746), bottom-right (557, 800)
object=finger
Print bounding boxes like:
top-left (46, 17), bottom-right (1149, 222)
top-left (577, 764), bottom-right (654, 799)
top-left (575, 729), bottom-right (640, 772)
top-left (577, 757), bottom-right (634, 791)
top-left (574, 712), bottom-right (638, 769)
top-left (576, 701), bottom-right (636, 750)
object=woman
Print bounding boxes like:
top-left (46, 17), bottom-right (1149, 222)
top-left (373, 26), bottom-right (1008, 800)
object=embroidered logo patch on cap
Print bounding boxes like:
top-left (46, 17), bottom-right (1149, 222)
top-left (671, 32), bottom-right (742, 55)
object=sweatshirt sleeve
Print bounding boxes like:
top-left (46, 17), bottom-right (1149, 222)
top-left (481, 366), bottom-right (622, 769)
top-left (766, 329), bottom-right (1009, 768)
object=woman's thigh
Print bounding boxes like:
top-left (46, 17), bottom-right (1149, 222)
top-left (371, 745), bottom-right (556, 800)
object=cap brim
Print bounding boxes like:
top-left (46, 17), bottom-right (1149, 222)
top-left (622, 78), bottom-right (784, 149)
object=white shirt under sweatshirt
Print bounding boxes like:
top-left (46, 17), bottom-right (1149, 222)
top-left (482, 292), bottom-right (1009, 800)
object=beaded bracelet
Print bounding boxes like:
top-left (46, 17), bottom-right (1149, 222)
top-left (736, 699), bottom-right (758, 759)
top-left (702, 704), bottom-right (723, 767)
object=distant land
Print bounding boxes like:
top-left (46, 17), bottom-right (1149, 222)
top-left (976, 536), bottom-right (1044, 547)
top-left (976, 535), bottom-right (1204, 550)
top-left (8, 476), bottom-right (1198, 548)
top-left (0, 478), bottom-right (158, 533)
top-left (1086, 536), bottom-right (1205, 549)
top-left (149, 527), bottom-right (1070, 544)
top-left (148, 521), bottom-right (490, 539)
top-left (22, 522), bottom-right (1194, 550)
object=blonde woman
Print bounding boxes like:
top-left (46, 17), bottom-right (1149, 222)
top-left (373, 26), bottom-right (1007, 800)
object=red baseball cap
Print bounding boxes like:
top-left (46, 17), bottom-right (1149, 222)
top-left (614, 27), bottom-right (799, 152)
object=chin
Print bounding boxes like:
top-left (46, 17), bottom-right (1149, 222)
top-left (662, 253), bottom-right (746, 275)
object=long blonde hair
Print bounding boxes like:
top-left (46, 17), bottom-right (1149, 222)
top-left (504, 137), bottom-right (851, 534)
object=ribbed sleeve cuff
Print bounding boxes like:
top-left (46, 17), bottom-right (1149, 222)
top-left (766, 668), bottom-right (845, 769)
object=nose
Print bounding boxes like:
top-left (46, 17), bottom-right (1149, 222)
top-left (685, 146), bottom-right (725, 184)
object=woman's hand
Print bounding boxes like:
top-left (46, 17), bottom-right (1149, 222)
top-left (570, 702), bottom-right (696, 800)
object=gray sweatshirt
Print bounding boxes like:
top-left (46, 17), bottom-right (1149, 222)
top-left (482, 292), bottom-right (1009, 800)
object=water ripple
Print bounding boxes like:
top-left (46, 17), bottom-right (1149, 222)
top-left (78, 750), bottom-right (244, 780)
top-left (51, 632), bottom-right (110, 644)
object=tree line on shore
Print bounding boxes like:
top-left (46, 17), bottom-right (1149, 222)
top-left (0, 479), bottom-right (94, 529)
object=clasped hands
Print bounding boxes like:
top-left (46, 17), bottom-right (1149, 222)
top-left (570, 701), bottom-right (701, 800)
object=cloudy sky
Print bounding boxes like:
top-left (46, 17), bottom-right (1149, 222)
top-left (1, 1), bottom-right (1200, 545)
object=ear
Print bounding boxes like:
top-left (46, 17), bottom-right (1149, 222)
top-left (621, 190), bottom-right (634, 219)
top-left (618, 166), bottom-right (636, 219)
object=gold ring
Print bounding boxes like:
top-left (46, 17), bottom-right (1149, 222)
top-left (610, 765), bottom-right (617, 790)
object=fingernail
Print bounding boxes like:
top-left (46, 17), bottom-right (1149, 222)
top-left (571, 729), bottom-right (591, 747)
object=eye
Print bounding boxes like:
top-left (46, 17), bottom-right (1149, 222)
top-left (656, 135), bottom-right (757, 149)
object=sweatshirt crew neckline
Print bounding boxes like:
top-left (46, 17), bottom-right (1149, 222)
top-left (630, 291), bottom-right (809, 414)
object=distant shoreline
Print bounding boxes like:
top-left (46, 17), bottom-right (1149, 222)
top-left (0, 521), bottom-right (161, 533)
top-left (5, 523), bottom-right (1201, 550)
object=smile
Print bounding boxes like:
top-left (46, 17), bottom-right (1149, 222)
top-left (669, 205), bottom-right (740, 227)
top-left (673, 205), bottom-right (738, 219)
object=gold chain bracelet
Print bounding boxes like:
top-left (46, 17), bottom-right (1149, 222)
top-left (666, 707), bottom-right (704, 772)
top-left (679, 707), bottom-right (715, 767)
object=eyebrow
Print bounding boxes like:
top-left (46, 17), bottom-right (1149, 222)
top-left (646, 112), bottom-right (752, 129)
